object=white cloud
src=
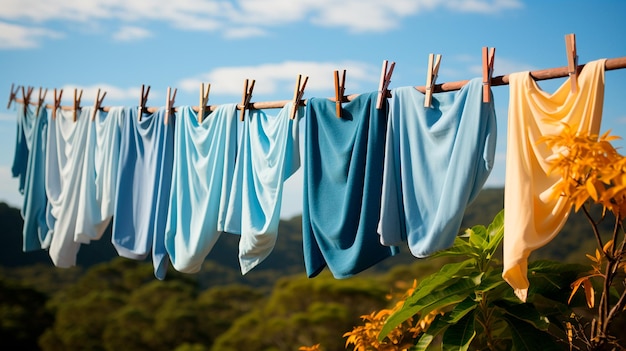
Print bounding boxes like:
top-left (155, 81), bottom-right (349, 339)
top-left (0, 0), bottom-right (524, 44)
top-left (0, 21), bottom-right (63, 49)
top-left (112, 26), bottom-right (151, 42)
top-left (178, 60), bottom-right (380, 97)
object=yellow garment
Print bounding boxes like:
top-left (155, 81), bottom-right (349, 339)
top-left (503, 59), bottom-right (606, 302)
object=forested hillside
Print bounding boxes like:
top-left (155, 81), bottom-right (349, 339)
top-left (0, 188), bottom-right (607, 350)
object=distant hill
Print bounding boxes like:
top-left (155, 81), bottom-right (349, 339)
top-left (0, 187), bottom-right (608, 291)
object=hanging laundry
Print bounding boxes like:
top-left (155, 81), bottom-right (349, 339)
top-left (223, 102), bottom-right (302, 274)
top-left (303, 92), bottom-right (399, 279)
top-left (165, 104), bottom-right (238, 274)
top-left (45, 107), bottom-right (93, 267)
top-left (74, 106), bottom-right (124, 244)
top-left (112, 107), bottom-right (174, 279)
top-left (377, 78), bottom-right (497, 257)
top-left (503, 59), bottom-right (606, 302)
top-left (11, 103), bottom-right (50, 251)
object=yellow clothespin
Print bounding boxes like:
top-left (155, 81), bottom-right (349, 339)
top-left (482, 47), bottom-right (496, 103)
top-left (198, 83), bottom-right (210, 123)
top-left (21, 86), bottom-right (34, 116)
top-left (7, 83), bottom-right (20, 109)
top-left (73, 88), bottom-right (83, 122)
top-left (376, 60), bottom-right (395, 110)
top-left (138, 84), bottom-right (150, 121)
top-left (334, 69), bottom-right (346, 118)
top-left (565, 33), bottom-right (578, 93)
top-left (35, 87), bottom-right (48, 117)
top-left (424, 53), bottom-right (442, 108)
top-left (290, 74), bottom-right (308, 120)
top-left (240, 79), bottom-right (255, 121)
top-left (52, 88), bottom-right (63, 120)
top-left (164, 86), bottom-right (177, 125)
top-left (91, 88), bottom-right (107, 121)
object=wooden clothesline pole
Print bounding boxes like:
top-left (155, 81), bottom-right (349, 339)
top-left (10, 56), bottom-right (626, 113)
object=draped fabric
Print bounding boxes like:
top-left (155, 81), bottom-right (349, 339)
top-left (303, 92), bottom-right (399, 279)
top-left (503, 59), bottom-right (606, 302)
top-left (223, 102), bottom-right (302, 274)
top-left (11, 103), bottom-right (50, 251)
top-left (165, 105), bottom-right (238, 274)
top-left (112, 107), bottom-right (174, 279)
top-left (45, 108), bottom-right (93, 267)
top-left (378, 79), bottom-right (497, 257)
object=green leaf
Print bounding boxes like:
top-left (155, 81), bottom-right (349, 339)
top-left (504, 315), bottom-right (562, 351)
top-left (475, 269), bottom-right (506, 293)
top-left (410, 260), bottom-right (474, 303)
top-left (442, 297), bottom-right (478, 324)
top-left (469, 226), bottom-right (488, 249)
top-left (412, 315), bottom-right (450, 351)
top-left (442, 312), bottom-right (476, 351)
top-left (431, 237), bottom-right (481, 259)
top-left (484, 210), bottom-right (504, 257)
top-left (500, 303), bottom-right (550, 331)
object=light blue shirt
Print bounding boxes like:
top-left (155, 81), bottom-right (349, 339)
top-left (378, 79), bottom-right (497, 257)
top-left (11, 103), bottom-right (49, 251)
top-left (112, 107), bottom-right (174, 279)
top-left (165, 105), bottom-right (238, 274)
top-left (223, 102), bottom-right (302, 274)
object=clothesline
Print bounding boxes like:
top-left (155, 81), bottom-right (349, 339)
top-left (9, 55), bottom-right (626, 114)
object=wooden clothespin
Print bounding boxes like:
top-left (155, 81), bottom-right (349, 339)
top-left (482, 47), bottom-right (496, 103)
top-left (376, 60), bottom-right (395, 109)
top-left (91, 88), bottom-right (107, 121)
top-left (138, 84), bottom-right (150, 121)
top-left (334, 69), bottom-right (346, 118)
top-left (290, 74), bottom-right (308, 120)
top-left (164, 86), bottom-right (177, 125)
top-left (35, 87), bottom-right (48, 117)
top-left (198, 83), bottom-right (210, 123)
top-left (7, 83), bottom-right (20, 109)
top-left (424, 53), bottom-right (442, 108)
top-left (73, 88), bottom-right (83, 122)
top-left (565, 33), bottom-right (578, 93)
top-left (21, 86), bottom-right (34, 116)
top-left (240, 79), bottom-right (255, 121)
top-left (52, 88), bottom-right (63, 120)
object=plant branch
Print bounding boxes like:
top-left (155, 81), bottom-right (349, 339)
top-left (582, 205), bottom-right (609, 260)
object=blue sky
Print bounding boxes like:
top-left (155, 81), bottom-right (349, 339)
top-left (1, 0), bottom-right (625, 219)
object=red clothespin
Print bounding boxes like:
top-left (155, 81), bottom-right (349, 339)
top-left (35, 87), bottom-right (48, 117)
top-left (164, 86), bottom-right (177, 125)
top-left (376, 60), bottom-right (395, 110)
top-left (138, 84), bottom-right (150, 121)
top-left (198, 83), bottom-right (210, 123)
top-left (424, 53), bottom-right (442, 108)
top-left (52, 88), bottom-right (63, 120)
top-left (7, 83), bottom-right (20, 109)
top-left (334, 69), bottom-right (346, 118)
top-left (482, 47), bottom-right (496, 103)
top-left (565, 33), bottom-right (578, 93)
top-left (290, 74), bottom-right (308, 120)
top-left (240, 79), bottom-right (255, 121)
top-left (21, 86), bottom-right (34, 116)
top-left (73, 88), bottom-right (83, 122)
top-left (91, 88), bottom-right (107, 121)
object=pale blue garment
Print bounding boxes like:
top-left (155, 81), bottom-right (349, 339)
top-left (112, 107), bottom-right (174, 279)
top-left (45, 107), bottom-right (93, 267)
top-left (74, 107), bottom-right (124, 243)
top-left (378, 79), bottom-right (497, 257)
top-left (223, 102), bottom-right (302, 274)
top-left (303, 92), bottom-right (399, 279)
top-left (11, 103), bottom-right (50, 251)
top-left (165, 104), bottom-right (238, 274)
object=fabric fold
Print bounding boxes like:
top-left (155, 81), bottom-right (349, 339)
top-left (377, 78), bottom-right (497, 257)
top-left (223, 102), bottom-right (302, 274)
top-left (112, 107), bottom-right (174, 279)
top-left (165, 104), bottom-right (238, 274)
top-left (303, 92), bottom-right (399, 279)
top-left (503, 59), bottom-right (606, 302)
